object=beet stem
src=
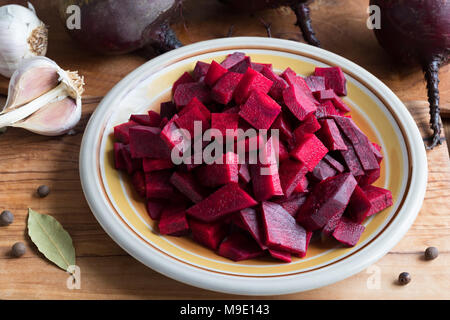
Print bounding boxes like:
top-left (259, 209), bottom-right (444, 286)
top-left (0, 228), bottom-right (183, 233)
top-left (291, 2), bottom-right (320, 47)
top-left (423, 57), bottom-right (443, 149)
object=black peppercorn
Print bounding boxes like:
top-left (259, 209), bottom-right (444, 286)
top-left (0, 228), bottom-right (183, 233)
top-left (398, 272), bottom-right (411, 285)
top-left (37, 185), bottom-right (50, 198)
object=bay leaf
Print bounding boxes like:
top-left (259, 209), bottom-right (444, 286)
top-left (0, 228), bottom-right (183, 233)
top-left (27, 208), bottom-right (76, 271)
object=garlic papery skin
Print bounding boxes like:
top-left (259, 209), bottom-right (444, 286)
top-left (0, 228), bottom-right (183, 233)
top-left (0, 3), bottom-right (48, 78)
top-left (0, 56), bottom-right (84, 136)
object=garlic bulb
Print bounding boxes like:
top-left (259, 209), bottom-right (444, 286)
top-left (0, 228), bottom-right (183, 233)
top-left (0, 56), bottom-right (84, 136)
top-left (0, 3), bottom-right (48, 78)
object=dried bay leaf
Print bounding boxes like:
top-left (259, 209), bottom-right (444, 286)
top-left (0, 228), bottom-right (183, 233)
top-left (27, 208), bottom-right (76, 271)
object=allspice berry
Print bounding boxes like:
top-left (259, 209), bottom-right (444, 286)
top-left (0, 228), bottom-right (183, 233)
top-left (398, 272), bottom-right (411, 285)
top-left (0, 210), bottom-right (14, 226)
top-left (11, 242), bottom-right (26, 257)
top-left (424, 247), bottom-right (439, 260)
top-left (37, 185), bottom-right (50, 198)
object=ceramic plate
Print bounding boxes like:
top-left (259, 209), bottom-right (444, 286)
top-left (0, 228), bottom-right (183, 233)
top-left (80, 37), bottom-right (427, 295)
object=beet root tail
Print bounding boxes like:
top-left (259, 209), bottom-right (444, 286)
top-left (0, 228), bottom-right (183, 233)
top-left (145, 22), bottom-right (183, 56)
top-left (423, 57), bottom-right (443, 149)
top-left (291, 2), bottom-right (320, 47)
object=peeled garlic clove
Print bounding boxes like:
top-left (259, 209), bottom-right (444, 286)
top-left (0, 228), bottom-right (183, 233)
top-left (13, 97), bottom-right (81, 136)
top-left (3, 56), bottom-right (59, 112)
top-left (0, 3), bottom-right (48, 78)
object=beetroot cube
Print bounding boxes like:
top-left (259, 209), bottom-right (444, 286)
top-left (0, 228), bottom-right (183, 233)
top-left (114, 142), bottom-right (126, 170)
top-left (261, 201), bottom-right (308, 256)
top-left (159, 117), bottom-right (169, 129)
top-left (323, 154), bottom-right (345, 172)
top-left (238, 163), bottom-right (251, 184)
top-left (120, 145), bottom-right (141, 174)
top-left (218, 232), bottom-right (264, 261)
top-left (170, 171), bottom-right (206, 203)
top-left (346, 185), bottom-right (372, 223)
top-left (160, 115), bottom-right (188, 153)
top-left (186, 183), bottom-right (258, 222)
top-left (146, 200), bottom-right (165, 220)
top-left (251, 62), bottom-right (272, 73)
top-left (239, 90), bottom-right (281, 130)
top-left (279, 159), bottom-right (308, 198)
top-left (205, 61), bottom-right (228, 87)
top-left (363, 185), bottom-right (393, 216)
top-left (158, 204), bottom-right (189, 236)
top-left (269, 249), bottom-right (291, 262)
top-left (273, 193), bottom-right (306, 217)
top-left (295, 113), bottom-right (321, 135)
top-left (358, 167), bottom-right (381, 186)
top-left (193, 61), bottom-right (210, 80)
top-left (211, 113), bottom-right (239, 136)
top-left (221, 52), bottom-right (246, 69)
top-left (331, 94), bottom-right (351, 113)
top-left (160, 101), bottom-right (177, 120)
top-left (340, 138), bottom-right (365, 177)
top-left (114, 120), bottom-right (138, 144)
top-left (229, 56), bottom-right (252, 74)
top-left (129, 126), bottom-right (170, 159)
top-left (332, 217), bottom-right (365, 246)
top-left (294, 175), bottom-right (309, 193)
top-left (131, 171), bottom-right (146, 198)
top-left (239, 208), bottom-right (268, 250)
top-left (290, 134), bottom-right (328, 171)
top-left (315, 67), bottom-right (347, 96)
top-left (296, 173), bottom-right (357, 230)
top-left (172, 71), bottom-right (194, 95)
top-left (261, 66), bottom-right (288, 101)
top-left (282, 82), bottom-right (317, 121)
top-left (311, 159), bottom-right (338, 181)
top-left (315, 89), bottom-right (335, 100)
top-left (322, 211), bottom-right (344, 237)
top-left (142, 158), bottom-right (174, 172)
top-left (371, 142), bottom-right (384, 163)
top-left (250, 162), bottom-right (284, 201)
top-left (189, 218), bottom-right (228, 250)
top-left (130, 113), bottom-right (161, 127)
top-left (298, 231), bottom-right (313, 258)
top-left (223, 106), bottom-right (240, 114)
top-left (277, 141), bottom-right (289, 162)
top-left (148, 111), bottom-right (163, 126)
top-left (175, 98), bottom-right (211, 138)
top-left (173, 82), bottom-right (211, 107)
top-left (211, 72), bottom-right (243, 105)
top-left (145, 171), bottom-right (176, 199)
top-left (179, 97), bottom-right (211, 119)
top-left (233, 68), bottom-right (273, 104)
top-left (316, 101), bottom-right (339, 119)
top-left (281, 68), bottom-right (319, 105)
top-left (271, 113), bottom-right (293, 141)
top-left (196, 152), bottom-right (239, 188)
top-left (318, 119), bottom-right (347, 151)
top-left (305, 75), bottom-right (326, 93)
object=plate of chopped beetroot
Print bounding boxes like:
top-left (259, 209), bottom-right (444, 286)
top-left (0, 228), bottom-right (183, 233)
top-left (80, 37), bottom-right (427, 295)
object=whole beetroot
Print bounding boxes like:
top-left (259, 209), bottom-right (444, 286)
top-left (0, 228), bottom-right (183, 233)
top-left (371, 0), bottom-right (450, 148)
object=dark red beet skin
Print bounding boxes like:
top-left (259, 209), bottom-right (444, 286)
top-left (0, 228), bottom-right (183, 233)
top-left (371, 0), bottom-right (449, 148)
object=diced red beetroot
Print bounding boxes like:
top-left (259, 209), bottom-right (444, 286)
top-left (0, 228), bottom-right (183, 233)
top-left (314, 89), bottom-right (335, 100)
top-left (323, 154), bottom-right (345, 173)
top-left (196, 152), bottom-right (239, 188)
top-left (193, 61), bottom-right (210, 80)
top-left (205, 61), bottom-right (228, 87)
top-left (346, 185), bottom-right (372, 223)
top-left (317, 119), bottom-right (347, 151)
top-left (371, 142), bottom-right (383, 163)
top-left (229, 56), bottom-right (252, 74)
top-left (290, 134), bottom-right (328, 172)
top-left (189, 218), bottom-right (228, 250)
top-left (322, 211), bottom-right (344, 237)
top-left (130, 112), bottom-right (161, 127)
top-left (269, 249), bottom-right (291, 262)
top-left (311, 159), bottom-right (338, 181)
top-left (173, 82), bottom-right (211, 107)
top-left (218, 232), bottom-right (264, 261)
top-left (120, 145), bottom-right (142, 174)
top-left (146, 200), bottom-right (165, 220)
top-left (148, 110), bottom-right (162, 125)
top-left (160, 115), bottom-right (188, 153)
top-left (261, 201), bottom-right (308, 256)
top-left (315, 67), bottom-right (347, 96)
top-left (142, 158), bottom-right (174, 172)
top-left (279, 159), bottom-right (308, 198)
top-left (179, 97), bottom-right (211, 119)
top-left (251, 62), bottom-right (272, 73)
top-left (298, 231), bottom-right (313, 258)
top-left (211, 113), bottom-right (239, 136)
top-left (281, 68), bottom-right (319, 105)
top-left (159, 117), bottom-right (169, 129)
top-left (211, 72), bottom-right (243, 105)
top-left (295, 113), bottom-right (321, 135)
top-left (316, 100), bottom-right (339, 119)
top-left (114, 120), bottom-right (138, 144)
top-left (358, 167), bottom-right (381, 186)
top-left (233, 68), bottom-right (273, 104)
top-left (223, 106), bottom-right (240, 114)
top-left (363, 185), bottom-right (393, 216)
top-left (186, 183), bottom-right (257, 222)
top-left (239, 208), bottom-right (268, 250)
top-left (277, 141), bottom-right (289, 162)
top-left (221, 52), bottom-right (246, 69)
top-left (172, 71), bottom-right (194, 95)
top-left (297, 173), bottom-right (358, 230)
top-left (238, 163), bottom-right (251, 184)
top-left (282, 82), bottom-right (317, 121)
top-left (340, 138), bottom-right (365, 177)
top-left (330, 94), bottom-right (351, 113)
top-left (332, 217), bottom-right (365, 247)
top-left (261, 66), bottom-right (288, 101)
top-left (305, 75), bottom-right (326, 93)
top-left (239, 90), bottom-right (281, 130)
top-left (294, 175), bottom-right (309, 193)
top-left (131, 171), bottom-right (146, 198)
top-left (170, 171), bottom-right (206, 203)
top-left (175, 99), bottom-right (211, 138)
top-left (160, 101), bottom-right (177, 120)
top-left (158, 204), bottom-right (189, 236)
top-left (271, 113), bottom-right (293, 141)
top-left (334, 116), bottom-right (379, 171)
top-left (129, 126), bottom-right (170, 159)
top-left (114, 142), bottom-right (126, 170)
top-left (145, 171), bottom-right (176, 200)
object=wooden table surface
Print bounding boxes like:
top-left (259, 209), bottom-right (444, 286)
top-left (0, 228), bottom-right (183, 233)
top-left (0, 0), bottom-right (449, 300)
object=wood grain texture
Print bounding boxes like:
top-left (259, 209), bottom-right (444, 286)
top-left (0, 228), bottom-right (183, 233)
top-left (0, 0), bottom-right (449, 300)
